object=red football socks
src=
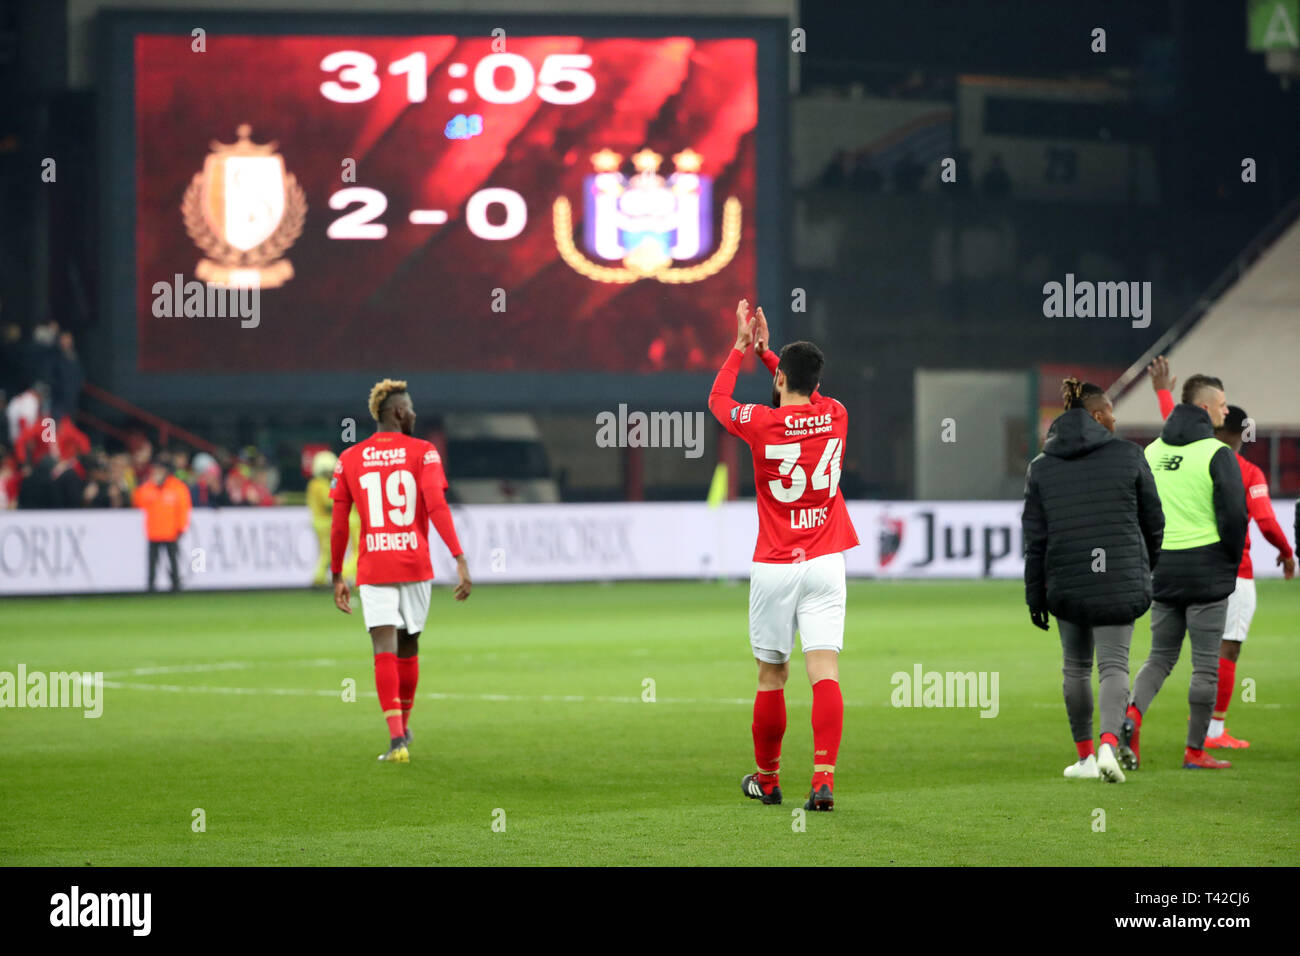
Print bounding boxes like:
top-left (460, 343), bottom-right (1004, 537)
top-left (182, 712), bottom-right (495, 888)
top-left (1214, 657), bottom-right (1235, 719)
top-left (752, 689), bottom-right (786, 790)
top-left (811, 678), bottom-right (843, 789)
top-left (1076, 739), bottom-right (1096, 759)
top-left (1099, 732), bottom-right (1118, 749)
top-left (374, 653), bottom-right (405, 740)
top-left (396, 655), bottom-right (419, 734)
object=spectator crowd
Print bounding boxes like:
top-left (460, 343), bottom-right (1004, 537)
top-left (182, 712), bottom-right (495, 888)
top-left (1, 317), bottom-right (280, 511)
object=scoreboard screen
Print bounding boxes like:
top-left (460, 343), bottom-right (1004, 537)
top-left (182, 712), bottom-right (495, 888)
top-left (101, 13), bottom-right (787, 407)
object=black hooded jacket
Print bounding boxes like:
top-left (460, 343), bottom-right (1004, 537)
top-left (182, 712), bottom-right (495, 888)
top-left (1147, 403), bottom-right (1248, 605)
top-left (1023, 408), bottom-right (1164, 625)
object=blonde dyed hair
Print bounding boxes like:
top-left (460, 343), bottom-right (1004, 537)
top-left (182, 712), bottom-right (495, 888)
top-left (368, 378), bottom-right (408, 422)
top-left (1061, 376), bottom-right (1105, 411)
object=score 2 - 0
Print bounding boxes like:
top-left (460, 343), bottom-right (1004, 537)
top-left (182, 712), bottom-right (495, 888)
top-left (325, 187), bottom-right (527, 241)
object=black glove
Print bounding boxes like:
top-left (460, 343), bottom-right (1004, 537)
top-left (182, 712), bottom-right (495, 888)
top-left (1029, 607), bottom-right (1051, 631)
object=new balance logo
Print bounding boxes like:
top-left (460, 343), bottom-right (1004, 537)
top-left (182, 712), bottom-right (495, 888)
top-left (1155, 455), bottom-right (1183, 471)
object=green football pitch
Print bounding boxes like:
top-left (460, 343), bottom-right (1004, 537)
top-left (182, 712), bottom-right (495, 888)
top-left (2, 580), bottom-right (1297, 866)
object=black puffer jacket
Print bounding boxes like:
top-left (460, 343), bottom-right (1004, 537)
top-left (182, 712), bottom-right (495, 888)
top-left (1023, 408), bottom-right (1164, 625)
top-left (1149, 404), bottom-right (1248, 605)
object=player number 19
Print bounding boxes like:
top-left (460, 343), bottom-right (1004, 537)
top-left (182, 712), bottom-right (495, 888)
top-left (765, 438), bottom-right (842, 504)
top-left (358, 470), bottom-right (417, 528)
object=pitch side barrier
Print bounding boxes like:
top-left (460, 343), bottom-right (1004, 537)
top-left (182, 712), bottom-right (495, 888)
top-left (1, 501), bottom-right (1292, 595)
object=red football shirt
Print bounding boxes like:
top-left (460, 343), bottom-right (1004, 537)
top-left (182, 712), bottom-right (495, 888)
top-left (329, 432), bottom-right (451, 585)
top-left (709, 347), bottom-right (860, 563)
top-left (1238, 455), bottom-right (1292, 578)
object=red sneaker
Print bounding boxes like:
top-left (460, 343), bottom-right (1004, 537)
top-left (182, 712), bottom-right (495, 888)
top-left (1183, 748), bottom-right (1231, 769)
top-left (1204, 731), bottom-right (1250, 749)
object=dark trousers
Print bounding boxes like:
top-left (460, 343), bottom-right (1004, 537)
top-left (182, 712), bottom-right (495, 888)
top-left (1131, 598), bottom-right (1227, 749)
top-left (1057, 619), bottom-right (1134, 743)
top-left (148, 539), bottom-right (181, 592)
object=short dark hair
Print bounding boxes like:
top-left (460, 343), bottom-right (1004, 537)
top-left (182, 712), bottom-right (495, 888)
top-left (777, 341), bottom-right (824, 396)
top-left (1181, 374), bottom-right (1223, 406)
top-left (1061, 377), bottom-right (1105, 412)
top-left (1218, 405), bottom-right (1248, 436)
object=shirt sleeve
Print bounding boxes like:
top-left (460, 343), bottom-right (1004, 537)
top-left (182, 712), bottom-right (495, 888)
top-left (1021, 462), bottom-right (1048, 612)
top-left (419, 445), bottom-right (463, 558)
top-left (327, 458), bottom-right (351, 504)
top-left (330, 498), bottom-right (351, 575)
top-left (708, 347), bottom-right (747, 437)
top-left (1156, 388), bottom-right (1175, 420)
top-left (418, 446), bottom-right (449, 495)
top-left (1135, 448), bottom-right (1165, 569)
top-left (1245, 473), bottom-right (1294, 558)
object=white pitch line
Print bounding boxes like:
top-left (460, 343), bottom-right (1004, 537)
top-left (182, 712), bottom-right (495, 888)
top-left (93, 658), bottom-right (770, 706)
top-left (101, 681), bottom-right (334, 697)
top-left (98, 681), bottom-right (755, 706)
top-left (91, 660), bottom-right (1287, 711)
top-left (96, 682), bottom-right (1287, 711)
top-left (99, 659), bottom-right (341, 679)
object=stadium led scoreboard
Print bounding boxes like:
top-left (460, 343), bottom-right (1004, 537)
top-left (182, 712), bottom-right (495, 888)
top-left (100, 12), bottom-right (788, 408)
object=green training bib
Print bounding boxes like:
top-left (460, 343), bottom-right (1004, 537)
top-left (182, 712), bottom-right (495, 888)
top-left (1144, 436), bottom-right (1224, 550)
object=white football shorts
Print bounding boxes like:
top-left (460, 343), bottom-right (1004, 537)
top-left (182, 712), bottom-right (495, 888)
top-left (748, 551), bottom-right (847, 664)
top-left (1221, 576), bottom-right (1256, 643)
top-left (359, 580), bottom-right (432, 634)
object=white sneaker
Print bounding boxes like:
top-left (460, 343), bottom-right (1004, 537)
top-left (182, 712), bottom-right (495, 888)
top-left (1064, 754), bottom-right (1100, 779)
top-left (1097, 743), bottom-right (1126, 783)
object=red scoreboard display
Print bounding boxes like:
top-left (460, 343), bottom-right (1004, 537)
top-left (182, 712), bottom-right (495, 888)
top-left (104, 14), bottom-right (786, 405)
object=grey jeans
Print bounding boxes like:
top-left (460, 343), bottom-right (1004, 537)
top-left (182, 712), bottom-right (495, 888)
top-left (1058, 619), bottom-right (1134, 743)
top-left (1131, 598), bottom-right (1228, 749)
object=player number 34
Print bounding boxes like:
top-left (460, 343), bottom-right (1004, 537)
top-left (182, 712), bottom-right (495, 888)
top-left (765, 438), bottom-right (842, 504)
